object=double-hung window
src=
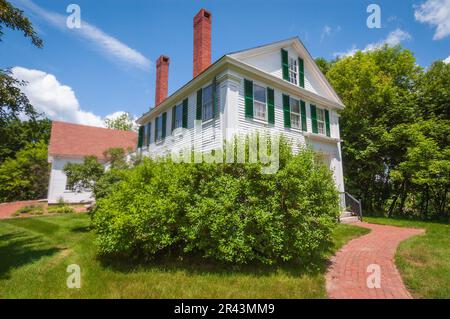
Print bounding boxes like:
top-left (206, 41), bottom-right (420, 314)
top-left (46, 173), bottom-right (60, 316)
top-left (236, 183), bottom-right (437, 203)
top-left (316, 108), bottom-right (326, 135)
top-left (290, 98), bottom-right (301, 129)
top-left (156, 116), bottom-right (163, 141)
top-left (288, 57), bottom-right (298, 85)
top-left (174, 103), bottom-right (183, 129)
top-left (253, 84), bottom-right (267, 121)
top-left (202, 85), bottom-right (213, 121)
top-left (65, 181), bottom-right (73, 192)
top-left (143, 124), bottom-right (148, 146)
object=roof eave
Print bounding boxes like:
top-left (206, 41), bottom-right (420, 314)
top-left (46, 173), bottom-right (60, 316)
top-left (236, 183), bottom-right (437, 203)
top-left (137, 53), bottom-right (344, 125)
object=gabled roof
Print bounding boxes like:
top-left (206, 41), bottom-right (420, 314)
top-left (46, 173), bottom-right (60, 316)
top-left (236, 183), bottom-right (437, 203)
top-left (48, 121), bottom-right (137, 160)
top-left (137, 37), bottom-right (344, 124)
top-left (228, 37), bottom-right (344, 105)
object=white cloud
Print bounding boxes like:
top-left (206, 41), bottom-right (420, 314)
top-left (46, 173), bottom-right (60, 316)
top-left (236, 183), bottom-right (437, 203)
top-left (444, 56), bottom-right (450, 64)
top-left (333, 28), bottom-right (411, 58)
top-left (414, 0), bottom-right (450, 40)
top-left (16, 0), bottom-right (151, 70)
top-left (321, 25), bottom-right (332, 42)
top-left (12, 66), bottom-right (128, 127)
top-left (320, 25), bottom-right (341, 42)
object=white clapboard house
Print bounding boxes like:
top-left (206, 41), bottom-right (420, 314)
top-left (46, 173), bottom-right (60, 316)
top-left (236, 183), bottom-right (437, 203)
top-left (47, 121), bottom-right (137, 204)
top-left (136, 9), bottom-right (354, 217)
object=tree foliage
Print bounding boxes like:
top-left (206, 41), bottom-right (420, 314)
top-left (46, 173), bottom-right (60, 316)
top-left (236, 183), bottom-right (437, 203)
top-left (63, 156), bottom-right (105, 193)
top-left (91, 140), bottom-right (340, 264)
top-left (104, 112), bottom-right (136, 131)
top-left (321, 45), bottom-right (449, 219)
top-left (0, 118), bottom-right (51, 162)
top-left (0, 140), bottom-right (49, 202)
top-left (0, 69), bottom-right (38, 125)
top-left (0, 0), bottom-right (43, 47)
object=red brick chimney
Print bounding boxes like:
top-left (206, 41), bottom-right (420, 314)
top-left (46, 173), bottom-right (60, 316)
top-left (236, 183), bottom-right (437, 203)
top-left (155, 55), bottom-right (170, 107)
top-left (193, 9), bottom-right (212, 78)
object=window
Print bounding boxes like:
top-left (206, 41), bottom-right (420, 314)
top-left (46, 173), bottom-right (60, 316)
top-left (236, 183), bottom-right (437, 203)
top-left (253, 84), bottom-right (267, 121)
top-left (202, 85), bottom-right (213, 121)
top-left (289, 57), bottom-right (298, 85)
top-left (143, 124), bottom-right (148, 146)
top-left (290, 98), bottom-right (301, 129)
top-left (65, 181), bottom-right (73, 192)
top-left (146, 122), bottom-right (151, 145)
top-left (316, 108), bottom-right (326, 135)
top-left (174, 103), bottom-right (183, 129)
top-left (156, 116), bottom-right (163, 141)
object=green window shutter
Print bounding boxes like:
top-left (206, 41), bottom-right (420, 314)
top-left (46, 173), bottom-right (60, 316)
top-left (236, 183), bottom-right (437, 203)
top-left (171, 105), bottom-right (176, 132)
top-left (300, 100), bottom-right (307, 132)
top-left (311, 104), bottom-right (318, 134)
top-left (244, 79), bottom-right (253, 118)
top-left (182, 98), bottom-right (188, 128)
top-left (146, 122), bottom-right (151, 145)
top-left (137, 125), bottom-right (144, 148)
top-left (325, 109), bottom-right (331, 137)
top-left (298, 57), bottom-right (305, 88)
top-left (162, 112), bottom-right (167, 139)
top-left (212, 77), bottom-right (219, 119)
top-left (267, 87), bottom-right (275, 124)
top-left (281, 49), bottom-right (289, 81)
top-left (196, 89), bottom-right (202, 120)
top-left (154, 118), bottom-right (158, 141)
top-left (282, 94), bottom-right (291, 128)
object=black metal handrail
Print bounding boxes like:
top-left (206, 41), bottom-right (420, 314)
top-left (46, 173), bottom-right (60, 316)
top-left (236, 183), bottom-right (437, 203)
top-left (340, 192), bottom-right (363, 221)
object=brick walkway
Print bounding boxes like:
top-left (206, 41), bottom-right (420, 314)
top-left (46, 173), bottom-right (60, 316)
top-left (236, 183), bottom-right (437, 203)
top-left (0, 200), bottom-right (43, 219)
top-left (326, 222), bottom-right (424, 299)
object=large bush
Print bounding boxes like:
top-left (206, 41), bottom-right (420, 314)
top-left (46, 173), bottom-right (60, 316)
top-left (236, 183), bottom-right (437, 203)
top-left (92, 139), bottom-right (340, 264)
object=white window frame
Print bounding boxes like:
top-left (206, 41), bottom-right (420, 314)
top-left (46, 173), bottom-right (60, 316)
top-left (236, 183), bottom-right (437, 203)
top-left (316, 108), bottom-right (326, 135)
top-left (290, 98), bottom-right (301, 130)
top-left (202, 85), bottom-right (213, 122)
top-left (156, 116), bottom-right (163, 142)
top-left (253, 83), bottom-right (267, 122)
top-left (288, 57), bottom-right (298, 85)
top-left (65, 180), bottom-right (73, 192)
top-left (174, 103), bottom-right (183, 129)
top-left (143, 123), bottom-right (148, 146)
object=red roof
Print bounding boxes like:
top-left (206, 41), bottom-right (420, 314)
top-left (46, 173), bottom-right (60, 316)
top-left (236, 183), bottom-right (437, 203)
top-left (48, 121), bottom-right (137, 160)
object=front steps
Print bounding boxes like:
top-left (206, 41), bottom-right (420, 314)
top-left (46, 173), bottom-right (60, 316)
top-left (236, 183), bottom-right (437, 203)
top-left (339, 211), bottom-right (360, 224)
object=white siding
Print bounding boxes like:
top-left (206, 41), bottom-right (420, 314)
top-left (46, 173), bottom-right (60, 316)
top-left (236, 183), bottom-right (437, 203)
top-left (239, 46), bottom-right (328, 98)
top-left (47, 157), bottom-right (94, 204)
top-left (229, 69), bottom-right (345, 192)
top-left (141, 79), bottom-right (222, 158)
top-left (137, 67), bottom-right (344, 194)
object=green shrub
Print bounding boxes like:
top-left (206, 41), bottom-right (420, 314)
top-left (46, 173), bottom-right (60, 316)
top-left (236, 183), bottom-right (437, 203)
top-left (93, 168), bottom-right (127, 200)
top-left (15, 204), bottom-right (44, 216)
top-left (47, 205), bottom-right (75, 214)
top-left (92, 138), bottom-right (340, 264)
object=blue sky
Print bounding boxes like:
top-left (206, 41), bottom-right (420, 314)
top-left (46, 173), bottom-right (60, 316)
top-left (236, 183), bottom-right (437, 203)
top-left (1, 0), bottom-right (449, 126)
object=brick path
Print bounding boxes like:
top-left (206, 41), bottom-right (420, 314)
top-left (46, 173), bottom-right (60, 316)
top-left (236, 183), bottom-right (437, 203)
top-left (0, 200), bottom-right (43, 219)
top-left (326, 222), bottom-right (424, 299)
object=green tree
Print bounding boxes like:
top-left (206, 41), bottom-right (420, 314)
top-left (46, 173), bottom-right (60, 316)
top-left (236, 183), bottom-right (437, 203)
top-left (104, 112), bottom-right (136, 131)
top-left (326, 45), bottom-right (421, 213)
top-left (388, 120), bottom-right (449, 218)
top-left (1, 0), bottom-right (43, 124)
top-left (315, 57), bottom-right (335, 76)
top-left (64, 156), bottom-right (105, 192)
top-left (415, 61), bottom-right (450, 120)
top-left (0, 140), bottom-right (49, 202)
top-left (0, 118), bottom-right (51, 163)
top-left (103, 147), bottom-right (128, 169)
top-left (0, 0), bottom-right (43, 47)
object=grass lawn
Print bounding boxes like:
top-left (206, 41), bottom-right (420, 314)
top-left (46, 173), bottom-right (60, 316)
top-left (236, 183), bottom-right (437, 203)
top-left (0, 213), bottom-right (368, 298)
top-left (365, 217), bottom-right (450, 299)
